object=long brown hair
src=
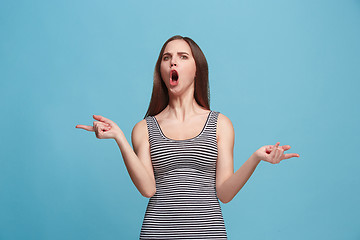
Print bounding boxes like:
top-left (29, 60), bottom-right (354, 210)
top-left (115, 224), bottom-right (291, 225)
top-left (144, 35), bottom-right (210, 119)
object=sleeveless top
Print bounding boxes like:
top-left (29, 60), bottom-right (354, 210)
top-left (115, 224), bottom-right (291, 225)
top-left (139, 110), bottom-right (228, 239)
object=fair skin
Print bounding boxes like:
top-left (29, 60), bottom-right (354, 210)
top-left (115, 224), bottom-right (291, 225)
top-left (75, 39), bottom-right (300, 203)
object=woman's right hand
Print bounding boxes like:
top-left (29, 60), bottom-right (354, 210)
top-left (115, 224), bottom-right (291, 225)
top-left (75, 115), bottom-right (123, 140)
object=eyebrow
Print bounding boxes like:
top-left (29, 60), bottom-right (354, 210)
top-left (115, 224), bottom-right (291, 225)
top-left (162, 52), bottom-right (189, 57)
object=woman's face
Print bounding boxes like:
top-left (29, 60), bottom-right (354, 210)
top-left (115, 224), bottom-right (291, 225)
top-left (160, 39), bottom-right (196, 94)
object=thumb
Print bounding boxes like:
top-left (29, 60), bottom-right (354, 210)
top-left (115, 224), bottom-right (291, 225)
top-left (93, 115), bottom-right (113, 126)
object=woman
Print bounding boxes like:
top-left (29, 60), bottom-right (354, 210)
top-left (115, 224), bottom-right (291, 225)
top-left (76, 35), bottom-right (300, 239)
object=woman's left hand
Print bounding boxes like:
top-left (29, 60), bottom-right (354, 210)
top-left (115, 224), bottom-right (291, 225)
top-left (254, 142), bottom-right (300, 164)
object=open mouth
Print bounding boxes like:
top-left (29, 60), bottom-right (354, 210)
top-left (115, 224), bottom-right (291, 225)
top-left (170, 70), bottom-right (179, 85)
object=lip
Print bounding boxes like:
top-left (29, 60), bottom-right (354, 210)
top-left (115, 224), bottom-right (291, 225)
top-left (170, 69), bottom-right (178, 76)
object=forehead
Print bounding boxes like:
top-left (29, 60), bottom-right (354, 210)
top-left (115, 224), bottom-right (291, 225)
top-left (164, 39), bottom-right (192, 54)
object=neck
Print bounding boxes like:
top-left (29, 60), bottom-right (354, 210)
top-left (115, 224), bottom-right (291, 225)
top-left (165, 89), bottom-right (201, 122)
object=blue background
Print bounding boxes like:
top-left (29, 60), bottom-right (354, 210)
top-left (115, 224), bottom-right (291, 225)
top-left (1, 0), bottom-right (359, 239)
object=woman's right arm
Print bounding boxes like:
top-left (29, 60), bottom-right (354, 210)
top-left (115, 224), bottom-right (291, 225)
top-left (116, 119), bottom-right (156, 198)
top-left (76, 115), bottom-right (156, 198)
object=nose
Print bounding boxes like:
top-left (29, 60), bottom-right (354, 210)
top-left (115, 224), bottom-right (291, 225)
top-left (170, 58), bottom-right (177, 67)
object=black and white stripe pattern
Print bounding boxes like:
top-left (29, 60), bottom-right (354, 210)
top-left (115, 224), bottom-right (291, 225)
top-left (139, 111), bottom-right (228, 239)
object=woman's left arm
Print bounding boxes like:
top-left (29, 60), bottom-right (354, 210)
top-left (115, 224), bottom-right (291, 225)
top-left (215, 113), bottom-right (300, 204)
top-left (215, 113), bottom-right (260, 203)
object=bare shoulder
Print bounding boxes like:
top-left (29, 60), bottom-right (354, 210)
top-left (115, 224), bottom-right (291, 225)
top-left (217, 112), bottom-right (233, 126)
top-left (131, 118), bottom-right (149, 147)
top-left (217, 113), bottom-right (234, 130)
top-left (217, 113), bottom-right (235, 141)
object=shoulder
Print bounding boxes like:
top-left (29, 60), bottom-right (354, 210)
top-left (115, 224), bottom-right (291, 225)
top-left (217, 112), bottom-right (234, 129)
top-left (131, 118), bottom-right (149, 143)
top-left (132, 118), bottom-right (148, 132)
top-left (216, 112), bottom-right (234, 141)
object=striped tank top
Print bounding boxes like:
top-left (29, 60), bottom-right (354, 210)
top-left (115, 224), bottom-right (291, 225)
top-left (139, 110), bottom-right (228, 239)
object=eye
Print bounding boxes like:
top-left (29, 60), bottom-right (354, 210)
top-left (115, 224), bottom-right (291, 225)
top-left (181, 55), bottom-right (188, 59)
top-left (163, 56), bottom-right (169, 61)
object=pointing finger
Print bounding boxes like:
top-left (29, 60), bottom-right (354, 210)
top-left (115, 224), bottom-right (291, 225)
top-left (75, 125), bottom-right (94, 132)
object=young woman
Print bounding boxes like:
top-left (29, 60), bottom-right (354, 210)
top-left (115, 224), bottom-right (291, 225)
top-left (76, 35), bottom-right (300, 239)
